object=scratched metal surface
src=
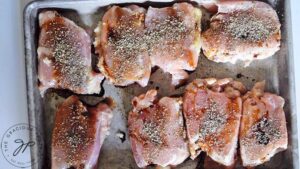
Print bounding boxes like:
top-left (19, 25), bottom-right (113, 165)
top-left (24, 0), bottom-right (298, 168)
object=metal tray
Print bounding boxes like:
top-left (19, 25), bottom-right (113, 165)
top-left (24, 0), bottom-right (298, 168)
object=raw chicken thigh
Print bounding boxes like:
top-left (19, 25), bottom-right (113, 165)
top-left (95, 3), bottom-right (201, 87)
top-left (240, 81), bottom-right (288, 167)
top-left (95, 5), bottom-right (151, 87)
top-left (183, 78), bottom-right (246, 166)
top-left (38, 11), bottom-right (103, 96)
top-left (145, 3), bottom-right (202, 85)
top-left (128, 90), bottom-right (189, 168)
top-left (201, 1), bottom-right (281, 66)
top-left (52, 95), bottom-right (112, 169)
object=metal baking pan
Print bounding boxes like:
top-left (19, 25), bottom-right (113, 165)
top-left (24, 0), bottom-right (298, 168)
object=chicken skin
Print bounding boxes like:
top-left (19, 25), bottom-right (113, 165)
top-left (38, 11), bottom-right (103, 96)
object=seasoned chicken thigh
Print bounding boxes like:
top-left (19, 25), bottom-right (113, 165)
top-left (51, 95), bottom-right (112, 169)
top-left (38, 11), bottom-right (103, 96)
top-left (145, 3), bottom-right (202, 85)
top-left (201, 1), bottom-right (281, 66)
top-left (95, 5), bottom-right (151, 87)
top-left (128, 90), bottom-right (189, 168)
top-left (240, 81), bottom-right (288, 167)
top-left (183, 78), bottom-right (246, 166)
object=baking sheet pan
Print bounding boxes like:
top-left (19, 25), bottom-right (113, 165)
top-left (24, 0), bottom-right (298, 168)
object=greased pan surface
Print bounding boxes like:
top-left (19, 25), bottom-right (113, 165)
top-left (24, 0), bottom-right (298, 168)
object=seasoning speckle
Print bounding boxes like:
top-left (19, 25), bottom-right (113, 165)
top-left (45, 20), bottom-right (88, 90)
top-left (142, 121), bottom-right (162, 144)
top-left (199, 100), bottom-right (227, 142)
top-left (105, 13), bottom-right (147, 83)
top-left (52, 98), bottom-right (92, 165)
top-left (146, 16), bottom-right (191, 56)
top-left (224, 12), bottom-right (277, 42)
top-left (129, 92), bottom-right (187, 166)
top-left (251, 117), bottom-right (281, 145)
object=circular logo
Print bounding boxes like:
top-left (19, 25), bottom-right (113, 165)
top-left (1, 123), bottom-right (41, 168)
